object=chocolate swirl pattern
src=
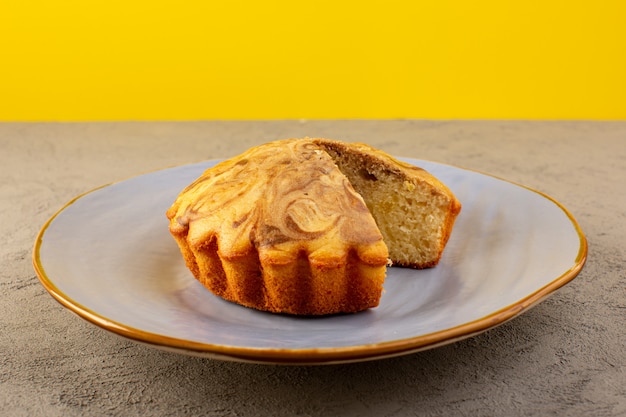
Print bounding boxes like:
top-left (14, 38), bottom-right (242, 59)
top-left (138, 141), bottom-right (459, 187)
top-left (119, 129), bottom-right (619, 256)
top-left (169, 140), bottom-right (385, 257)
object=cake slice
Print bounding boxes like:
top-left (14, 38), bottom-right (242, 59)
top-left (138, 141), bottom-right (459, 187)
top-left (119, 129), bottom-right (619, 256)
top-left (313, 138), bottom-right (461, 268)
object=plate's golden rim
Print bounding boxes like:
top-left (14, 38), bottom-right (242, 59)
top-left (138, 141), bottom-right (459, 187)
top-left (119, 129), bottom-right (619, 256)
top-left (32, 160), bottom-right (588, 365)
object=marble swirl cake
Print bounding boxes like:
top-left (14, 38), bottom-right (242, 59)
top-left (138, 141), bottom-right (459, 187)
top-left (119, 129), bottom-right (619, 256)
top-left (166, 138), bottom-right (461, 315)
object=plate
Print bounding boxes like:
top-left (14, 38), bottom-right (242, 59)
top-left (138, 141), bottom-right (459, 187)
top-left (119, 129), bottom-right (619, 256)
top-left (33, 158), bottom-right (587, 364)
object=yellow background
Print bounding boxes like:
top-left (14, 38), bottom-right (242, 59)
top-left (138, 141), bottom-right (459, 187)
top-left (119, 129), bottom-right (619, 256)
top-left (1, 1), bottom-right (624, 121)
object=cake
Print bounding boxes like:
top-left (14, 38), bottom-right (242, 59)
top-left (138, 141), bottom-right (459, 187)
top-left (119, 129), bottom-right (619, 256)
top-left (166, 138), bottom-right (461, 315)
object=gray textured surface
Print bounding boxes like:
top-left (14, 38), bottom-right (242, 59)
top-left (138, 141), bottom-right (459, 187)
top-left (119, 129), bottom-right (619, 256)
top-left (1, 120), bottom-right (624, 416)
